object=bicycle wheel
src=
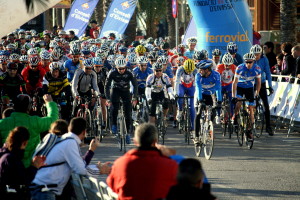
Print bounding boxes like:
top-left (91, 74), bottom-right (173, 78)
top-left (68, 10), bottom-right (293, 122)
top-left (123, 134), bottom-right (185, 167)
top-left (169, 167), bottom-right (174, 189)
top-left (245, 116), bottom-right (254, 149)
top-left (121, 117), bottom-right (127, 153)
top-left (185, 107), bottom-right (191, 145)
top-left (76, 108), bottom-right (84, 118)
top-left (236, 114), bottom-right (244, 146)
top-left (117, 116), bottom-right (123, 152)
top-left (221, 106), bottom-right (228, 137)
top-left (94, 106), bottom-right (104, 142)
top-left (194, 118), bottom-right (204, 157)
top-left (254, 104), bottom-right (264, 138)
top-left (204, 121), bottom-right (214, 160)
top-left (85, 109), bottom-right (93, 138)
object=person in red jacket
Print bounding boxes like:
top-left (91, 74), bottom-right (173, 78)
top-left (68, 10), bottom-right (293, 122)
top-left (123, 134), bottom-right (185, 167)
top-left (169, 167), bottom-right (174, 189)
top-left (21, 56), bottom-right (46, 96)
top-left (107, 123), bottom-right (178, 200)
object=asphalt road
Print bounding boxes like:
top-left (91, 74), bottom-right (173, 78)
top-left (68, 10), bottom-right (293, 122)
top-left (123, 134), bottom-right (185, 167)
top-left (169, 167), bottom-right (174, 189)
top-left (83, 122), bottom-right (300, 200)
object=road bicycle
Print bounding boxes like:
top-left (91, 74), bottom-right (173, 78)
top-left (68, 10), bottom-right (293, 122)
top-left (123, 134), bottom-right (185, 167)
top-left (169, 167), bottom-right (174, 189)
top-left (155, 100), bottom-right (167, 145)
top-left (195, 104), bottom-right (214, 160)
top-left (221, 91), bottom-right (233, 139)
top-left (254, 96), bottom-right (265, 138)
top-left (116, 100), bottom-right (128, 153)
top-left (76, 96), bottom-right (94, 139)
top-left (92, 96), bottom-right (105, 142)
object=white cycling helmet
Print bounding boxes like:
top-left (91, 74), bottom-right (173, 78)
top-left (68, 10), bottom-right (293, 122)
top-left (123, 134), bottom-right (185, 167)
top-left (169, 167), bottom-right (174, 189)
top-left (137, 56), bottom-right (148, 64)
top-left (49, 62), bottom-right (61, 71)
top-left (222, 53), bottom-right (234, 65)
top-left (157, 55), bottom-right (168, 64)
top-left (115, 58), bottom-right (127, 67)
top-left (250, 44), bottom-right (262, 54)
top-left (187, 37), bottom-right (197, 44)
top-left (243, 53), bottom-right (256, 61)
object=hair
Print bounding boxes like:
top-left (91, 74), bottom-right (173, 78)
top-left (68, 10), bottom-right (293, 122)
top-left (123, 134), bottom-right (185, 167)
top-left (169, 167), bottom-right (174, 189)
top-left (292, 45), bottom-right (300, 52)
top-left (69, 30), bottom-right (75, 35)
top-left (6, 126), bottom-right (30, 151)
top-left (49, 119), bottom-right (68, 136)
top-left (13, 94), bottom-right (31, 113)
top-left (93, 30), bottom-right (99, 34)
top-left (281, 42), bottom-right (293, 54)
top-left (68, 117), bottom-right (87, 135)
top-left (134, 123), bottom-right (158, 147)
top-left (276, 53), bottom-right (284, 60)
top-left (264, 41), bottom-right (274, 51)
top-left (177, 158), bottom-right (204, 186)
top-left (2, 107), bottom-right (14, 118)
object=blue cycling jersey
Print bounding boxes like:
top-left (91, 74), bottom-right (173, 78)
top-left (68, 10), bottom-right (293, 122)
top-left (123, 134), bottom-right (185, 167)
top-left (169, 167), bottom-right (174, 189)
top-left (195, 70), bottom-right (222, 101)
top-left (63, 59), bottom-right (81, 82)
top-left (184, 50), bottom-right (195, 59)
top-left (164, 64), bottom-right (174, 79)
top-left (133, 67), bottom-right (153, 88)
top-left (235, 63), bottom-right (261, 88)
top-left (104, 60), bottom-right (112, 70)
top-left (254, 55), bottom-right (272, 86)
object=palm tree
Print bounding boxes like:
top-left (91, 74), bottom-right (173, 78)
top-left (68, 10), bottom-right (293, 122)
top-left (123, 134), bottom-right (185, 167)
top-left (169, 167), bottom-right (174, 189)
top-left (280, 0), bottom-right (297, 44)
top-left (103, 0), bottom-right (113, 21)
top-left (25, 0), bottom-right (48, 12)
top-left (165, 0), bottom-right (176, 48)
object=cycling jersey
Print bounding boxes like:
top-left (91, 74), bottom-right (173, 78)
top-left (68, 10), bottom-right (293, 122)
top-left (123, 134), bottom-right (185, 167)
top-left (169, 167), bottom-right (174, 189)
top-left (104, 60), bottom-right (113, 71)
top-left (145, 73), bottom-right (173, 95)
top-left (195, 70), bottom-right (222, 102)
top-left (21, 65), bottom-right (46, 94)
top-left (164, 63), bottom-right (174, 79)
top-left (133, 67), bottom-right (153, 89)
top-left (221, 52), bottom-right (243, 66)
top-left (216, 64), bottom-right (236, 86)
top-left (43, 71), bottom-right (70, 96)
top-left (0, 72), bottom-right (25, 99)
top-left (235, 63), bottom-right (261, 88)
top-left (72, 69), bottom-right (100, 96)
top-left (184, 49), bottom-right (195, 59)
top-left (63, 59), bottom-right (82, 82)
top-left (105, 69), bottom-right (138, 100)
top-left (254, 55), bottom-right (272, 86)
top-left (95, 68), bottom-right (108, 98)
top-left (174, 66), bottom-right (197, 95)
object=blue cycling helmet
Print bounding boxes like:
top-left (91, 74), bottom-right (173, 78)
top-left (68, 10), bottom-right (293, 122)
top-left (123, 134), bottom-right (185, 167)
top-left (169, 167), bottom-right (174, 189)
top-left (92, 57), bottom-right (103, 66)
top-left (227, 42), bottom-right (238, 54)
top-left (81, 48), bottom-right (91, 55)
top-left (83, 58), bottom-right (93, 67)
top-left (196, 60), bottom-right (213, 69)
top-left (119, 46), bottom-right (128, 53)
top-left (157, 50), bottom-right (166, 56)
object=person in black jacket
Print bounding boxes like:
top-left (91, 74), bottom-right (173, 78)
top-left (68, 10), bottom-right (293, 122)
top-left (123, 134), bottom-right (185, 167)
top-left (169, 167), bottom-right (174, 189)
top-left (166, 158), bottom-right (216, 200)
top-left (292, 45), bottom-right (300, 79)
top-left (263, 41), bottom-right (277, 69)
top-left (0, 127), bottom-right (45, 200)
top-left (280, 42), bottom-right (296, 77)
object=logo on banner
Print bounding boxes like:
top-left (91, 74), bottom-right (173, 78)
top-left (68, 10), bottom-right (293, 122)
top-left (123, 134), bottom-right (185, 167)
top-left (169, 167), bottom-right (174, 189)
top-left (82, 3), bottom-right (89, 10)
top-left (121, 1), bottom-right (130, 10)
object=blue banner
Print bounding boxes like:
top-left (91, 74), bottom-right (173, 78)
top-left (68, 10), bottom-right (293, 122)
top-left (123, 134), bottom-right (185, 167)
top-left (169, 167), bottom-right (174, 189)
top-left (99, 0), bottom-right (138, 38)
top-left (187, 0), bottom-right (252, 57)
top-left (64, 0), bottom-right (99, 37)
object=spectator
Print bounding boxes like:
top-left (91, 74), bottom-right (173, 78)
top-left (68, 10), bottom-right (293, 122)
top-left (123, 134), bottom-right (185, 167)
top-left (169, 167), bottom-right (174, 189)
top-left (292, 45), bottom-right (300, 78)
top-left (89, 20), bottom-right (100, 39)
top-left (263, 41), bottom-right (277, 69)
top-left (2, 107), bottom-right (14, 119)
top-left (0, 94), bottom-right (58, 168)
top-left (68, 30), bottom-right (79, 42)
top-left (281, 42), bottom-right (296, 77)
top-left (49, 119), bottom-right (69, 137)
top-left (107, 123), bottom-right (178, 200)
top-left (93, 30), bottom-right (100, 39)
top-left (271, 53), bottom-right (284, 81)
top-left (166, 158), bottom-right (216, 200)
top-left (0, 127), bottom-right (45, 200)
top-left (31, 117), bottom-right (111, 200)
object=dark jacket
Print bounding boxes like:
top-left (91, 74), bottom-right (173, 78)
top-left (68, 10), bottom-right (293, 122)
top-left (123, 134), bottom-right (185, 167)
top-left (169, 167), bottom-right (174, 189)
top-left (281, 54), bottom-right (296, 77)
top-left (166, 184), bottom-right (216, 200)
top-left (266, 52), bottom-right (277, 69)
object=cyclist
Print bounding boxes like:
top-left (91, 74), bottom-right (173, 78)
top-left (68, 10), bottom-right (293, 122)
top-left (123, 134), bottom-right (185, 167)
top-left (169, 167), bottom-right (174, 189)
top-left (158, 55), bottom-right (174, 85)
top-left (21, 56), bottom-right (46, 97)
top-left (232, 53), bottom-right (261, 140)
top-left (194, 60), bottom-right (222, 143)
top-left (175, 59), bottom-right (197, 134)
top-left (63, 47), bottom-right (83, 82)
top-left (93, 57), bottom-right (108, 128)
top-left (223, 42), bottom-right (243, 66)
top-left (194, 50), bottom-right (217, 70)
top-left (135, 45), bottom-right (147, 57)
top-left (216, 53), bottom-right (236, 115)
top-left (105, 57), bottom-right (138, 143)
top-left (146, 62), bottom-right (175, 124)
top-left (212, 48), bottom-right (222, 65)
top-left (250, 44), bottom-right (274, 135)
top-left (184, 37), bottom-right (197, 59)
top-left (0, 62), bottom-right (26, 113)
top-left (71, 58), bottom-right (100, 116)
top-left (40, 50), bottom-right (51, 72)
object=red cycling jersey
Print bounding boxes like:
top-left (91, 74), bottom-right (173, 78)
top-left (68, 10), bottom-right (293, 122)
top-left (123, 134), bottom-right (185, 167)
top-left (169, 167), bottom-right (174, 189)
top-left (216, 64), bottom-right (236, 86)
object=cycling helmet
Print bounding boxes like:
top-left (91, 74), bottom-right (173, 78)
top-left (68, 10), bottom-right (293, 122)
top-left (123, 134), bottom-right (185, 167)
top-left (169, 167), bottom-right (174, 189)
top-left (89, 39), bottom-right (96, 45)
top-left (177, 56), bottom-right (185, 64)
top-left (6, 43), bottom-right (16, 50)
top-left (137, 56), bottom-right (148, 64)
top-left (100, 44), bottom-right (109, 52)
top-left (49, 41), bottom-right (58, 48)
top-left (92, 57), bottom-right (103, 66)
top-left (187, 37), bottom-right (197, 44)
top-left (250, 44), bottom-right (262, 54)
top-left (7, 62), bottom-right (18, 70)
top-left (81, 48), bottom-right (91, 56)
top-left (30, 29), bottom-right (37, 36)
top-left (157, 50), bottom-right (166, 56)
top-left (222, 53), bottom-right (234, 65)
top-left (243, 53), bottom-right (256, 61)
top-left (70, 47), bottom-right (81, 55)
top-left (28, 56), bottom-right (40, 65)
top-left (139, 39), bottom-right (146, 46)
top-left (115, 58), bottom-right (127, 67)
top-left (20, 55), bottom-right (28, 62)
top-left (212, 48), bottom-right (222, 56)
top-left (90, 45), bottom-right (99, 53)
top-left (135, 45), bottom-right (146, 55)
top-left (27, 48), bottom-right (38, 56)
top-left (127, 54), bottom-right (137, 64)
top-left (50, 51), bottom-right (61, 60)
top-left (40, 50), bottom-right (50, 60)
top-left (119, 46), bottom-right (128, 53)
top-left (0, 50), bottom-right (10, 57)
top-left (94, 38), bottom-right (101, 45)
top-left (95, 49), bottom-right (106, 58)
top-left (148, 51), bottom-right (157, 60)
top-left (197, 60), bottom-right (213, 69)
top-left (227, 42), bottom-right (238, 54)
top-left (194, 50), bottom-right (208, 60)
top-left (154, 38), bottom-right (161, 47)
top-left (49, 62), bottom-right (61, 71)
top-left (161, 42), bottom-right (170, 50)
top-left (0, 55), bottom-right (8, 64)
top-left (83, 58), bottom-right (93, 67)
top-left (183, 59), bottom-right (195, 73)
top-left (81, 41), bottom-right (90, 49)
top-left (23, 43), bottom-right (32, 51)
top-left (127, 47), bottom-right (135, 54)
top-left (131, 41), bottom-right (140, 47)
top-left (145, 43), bottom-right (154, 52)
top-left (153, 62), bottom-right (163, 70)
top-left (147, 37), bottom-right (154, 44)
top-left (9, 53), bottom-right (20, 61)
top-left (157, 55), bottom-right (168, 64)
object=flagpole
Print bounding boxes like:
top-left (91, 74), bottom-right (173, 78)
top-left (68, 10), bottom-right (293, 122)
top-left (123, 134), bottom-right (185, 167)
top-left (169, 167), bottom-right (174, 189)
top-left (175, 17), bottom-right (178, 47)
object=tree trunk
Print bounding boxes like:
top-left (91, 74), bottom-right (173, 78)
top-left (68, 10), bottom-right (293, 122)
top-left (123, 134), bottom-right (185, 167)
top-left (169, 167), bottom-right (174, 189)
top-left (56, 8), bottom-right (62, 27)
top-left (124, 10), bottom-right (137, 43)
top-left (280, 0), bottom-right (297, 44)
top-left (103, 0), bottom-right (112, 21)
top-left (94, 1), bottom-right (104, 26)
top-left (166, 0), bottom-right (176, 48)
top-left (44, 9), bottom-right (52, 31)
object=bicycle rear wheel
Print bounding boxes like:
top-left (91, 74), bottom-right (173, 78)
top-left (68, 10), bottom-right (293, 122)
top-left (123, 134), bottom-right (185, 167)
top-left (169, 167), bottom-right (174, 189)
top-left (236, 114), bottom-right (244, 146)
top-left (204, 121), bottom-right (214, 160)
top-left (254, 104), bottom-right (264, 138)
top-left (85, 109), bottom-right (93, 138)
top-left (185, 108), bottom-right (191, 145)
top-left (194, 119), bottom-right (204, 157)
top-left (93, 106), bottom-right (104, 142)
top-left (245, 117), bottom-right (254, 149)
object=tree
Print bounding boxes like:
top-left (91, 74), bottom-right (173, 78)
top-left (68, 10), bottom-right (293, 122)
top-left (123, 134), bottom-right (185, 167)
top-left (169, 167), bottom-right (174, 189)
top-left (165, 0), bottom-right (176, 48)
top-left (25, 0), bottom-right (48, 12)
top-left (103, 0), bottom-right (113, 21)
top-left (124, 10), bottom-right (137, 44)
top-left (94, 2), bottom-right (104, 26)
top-left (280, 0), bottom-right (297, 44)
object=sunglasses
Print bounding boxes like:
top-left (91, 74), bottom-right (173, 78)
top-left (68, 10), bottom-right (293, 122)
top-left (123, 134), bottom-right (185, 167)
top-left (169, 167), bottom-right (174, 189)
top-left (8, 68), bottom-right (18, 71)
top-left (141, 64), bottom-right (147, 67)
top-left (85, 67), bottom-right (93, 70)
top-left (155, 70), bottom-right (162, 72)
top-left (95, 66), bottom-right (103, 68)
top-left (246, 61), bottom-right (253, 64)
top-left (31, 66), bottom-right (37, 68)
top-left (118, 67), bottom-right (126, 71)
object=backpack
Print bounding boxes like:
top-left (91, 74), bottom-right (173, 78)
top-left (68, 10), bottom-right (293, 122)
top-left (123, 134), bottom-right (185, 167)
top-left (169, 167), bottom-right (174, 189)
top-left (33, 133), bottom-right (74, 168)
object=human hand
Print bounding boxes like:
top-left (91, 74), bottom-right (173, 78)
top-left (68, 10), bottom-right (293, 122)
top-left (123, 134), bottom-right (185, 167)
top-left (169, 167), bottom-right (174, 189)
top-left (32, 155), bottom-right (46, 169)
top-left (89, 138), bottom-right (99, 152)
top-left (97, 161), bottom-right (112, 175)
top-left (155, 144), bottom-right (176, 157)
top-left (106, 100), bottom-right (112, 107)
top-left (132, 100), bottom-right (137, 107)
top-left (43, 94), bottom-right (53, 103)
